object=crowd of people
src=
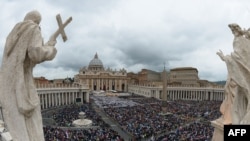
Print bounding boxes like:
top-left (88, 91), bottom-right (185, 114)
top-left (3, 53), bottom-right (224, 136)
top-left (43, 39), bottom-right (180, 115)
top-left (51, 104), bottom-right (107, 127)
top-left (96, 96), bottom-right (222, 140)
top-left (43, 126), bottom-right (123, 141)
top-left (156, 121), bottom-right (213, 141)
top-left (92, 96), bottom-right (138, 108)
top-left (42, 94), bottom-right (222, 141)
top-left (43, 103), bottom-right (123, 141)
top-left (104, 103), bottom-right (186, 140)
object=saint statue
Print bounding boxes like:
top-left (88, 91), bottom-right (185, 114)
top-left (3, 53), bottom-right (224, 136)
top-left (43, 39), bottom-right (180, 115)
top-left (217, 23), bottom-right (250, 125)
top-left (0, 10), bottom-right (72, 141)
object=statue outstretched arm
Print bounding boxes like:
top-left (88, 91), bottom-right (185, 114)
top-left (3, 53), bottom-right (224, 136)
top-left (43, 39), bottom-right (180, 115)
top-left (217, 50), bottom-right (225, 61)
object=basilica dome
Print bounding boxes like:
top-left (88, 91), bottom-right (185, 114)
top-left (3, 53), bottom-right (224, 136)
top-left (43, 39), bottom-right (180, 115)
top-left (88, 53), bottom-right (104, 70)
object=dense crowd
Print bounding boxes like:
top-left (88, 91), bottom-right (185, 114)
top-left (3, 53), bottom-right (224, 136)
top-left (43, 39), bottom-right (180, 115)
top-left (92, 96), bottom-right (138, 108)
top-left (43, 103), bottom-right (123, 141)
top-left (95, 96), bottom-right (222, 140)
top-left (51, 104), bottom-right (107, 127)
top-left (156, 121), bottom-right (213, 141)
top-left (43, 126), bottom-right (123, 141)
top-left (42, 95), bottom-right (222, 141)
top-left (104, 104), bottom-right (186, 140)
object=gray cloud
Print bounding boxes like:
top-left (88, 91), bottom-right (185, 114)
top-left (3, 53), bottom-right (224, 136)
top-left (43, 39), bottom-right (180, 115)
top-left (1, 0), bottom-right (250, 81)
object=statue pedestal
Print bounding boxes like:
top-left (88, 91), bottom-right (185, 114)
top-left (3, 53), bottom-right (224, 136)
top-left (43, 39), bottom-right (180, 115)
top-left (211, 119), bottom-right (224, 141)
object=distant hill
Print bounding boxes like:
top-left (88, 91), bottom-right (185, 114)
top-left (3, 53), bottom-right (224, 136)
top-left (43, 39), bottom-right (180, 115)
top-left (213, 81), bottom-right (226, 86)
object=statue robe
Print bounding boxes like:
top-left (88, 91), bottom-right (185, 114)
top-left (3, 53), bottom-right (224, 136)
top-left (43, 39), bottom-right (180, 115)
top-left (0, 20), bottom-right (57, 141)
top-left (223, 36), bottom-right (250, 124)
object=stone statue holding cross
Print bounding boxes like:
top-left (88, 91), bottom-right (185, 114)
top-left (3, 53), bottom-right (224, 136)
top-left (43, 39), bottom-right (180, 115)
top-left (0, 10), bottom-right (72, 141)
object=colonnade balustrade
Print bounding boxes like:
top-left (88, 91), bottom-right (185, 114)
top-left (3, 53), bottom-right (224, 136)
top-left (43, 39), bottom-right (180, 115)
top-left (36, 84), bottom-right (89, 110)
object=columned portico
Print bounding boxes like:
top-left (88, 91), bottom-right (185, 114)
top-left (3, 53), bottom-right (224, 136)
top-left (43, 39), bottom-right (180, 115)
top-left (37, 85), bottom-right (89, 110)
top-left (128, 84), bottom-right (224, 101)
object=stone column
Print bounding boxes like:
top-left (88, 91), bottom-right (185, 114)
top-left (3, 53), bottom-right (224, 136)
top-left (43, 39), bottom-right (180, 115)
top-left (42, 94), bottom-right (45, 109)
top-left (75, 92), bottom-right (77, 103)
top-left (58, 93), bottom-right (61, 106)
top-left (97, 79), bottom-right (100, 90)
top-left (86, 92), bottom-right (89, 103)
top-left (57, 93), bottom-right (59, 106)
top-left (67, 92), bottom-right (69, 104)
top-left (51, 93), bottom-right (55, 107)
top-left (54, 93), bottom-right (56, 106)
top-left (50, 93), bottom-right (52, 107)
top-left (211, 92), bottom-right (214, 100)
top-left (201, 91), bottom-right (203, 101)
top-left (124, 79), bottom-right (127, 91)
top-left (68, 92), bottom-right (71, 104)
top-left (108, 79), bottom-right (111, 91)
top-left (55, 92), bottom-right (58, 106)
top-left (70, 92), bottom-right (72, 104)
top-left (205, 91), bottom-right (208, 100)
top-left (176, 90), bottom-right (178, 100)
top-left (40, 94), bottom-right (44, 109)
top-left (80, 92), bottom-right (83, 103)
top-left (62, 93), bottom-right (65, 105)
top-left (49, 93), bottom-right (51, 108)
top-left (45, 94), bottom-right (48, 109)
top-left (69, 92), bottom-right (71, 104)
top-left (73, 92), bottom-right (76, 103)
top-left (66, 92), bottom-right (68, 104)
top-left (115, 79), bottom-right (118, 90)
top-left (171, 90), bottom-right (173, 100)
top-left (171, 91), bottom-right (174, 100)
top-left (194, 91), bottom-right (197, 100)
top-left (197, 91), bottom-right (199, 100)
top-left (65, 93), bottom-right (68, 105)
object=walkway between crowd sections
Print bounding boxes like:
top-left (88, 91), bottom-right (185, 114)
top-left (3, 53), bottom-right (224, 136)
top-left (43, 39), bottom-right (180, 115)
top-left (92, 102), bottom-right (133, 141)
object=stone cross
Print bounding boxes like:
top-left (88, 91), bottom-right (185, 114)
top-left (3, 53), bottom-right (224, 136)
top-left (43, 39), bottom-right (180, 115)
top-left (54, 14), bottom-right (72, 42)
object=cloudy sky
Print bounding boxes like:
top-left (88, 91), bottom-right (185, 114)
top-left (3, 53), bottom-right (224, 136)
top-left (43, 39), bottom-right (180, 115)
top-left (0, 0), bottom-right (250, 81)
